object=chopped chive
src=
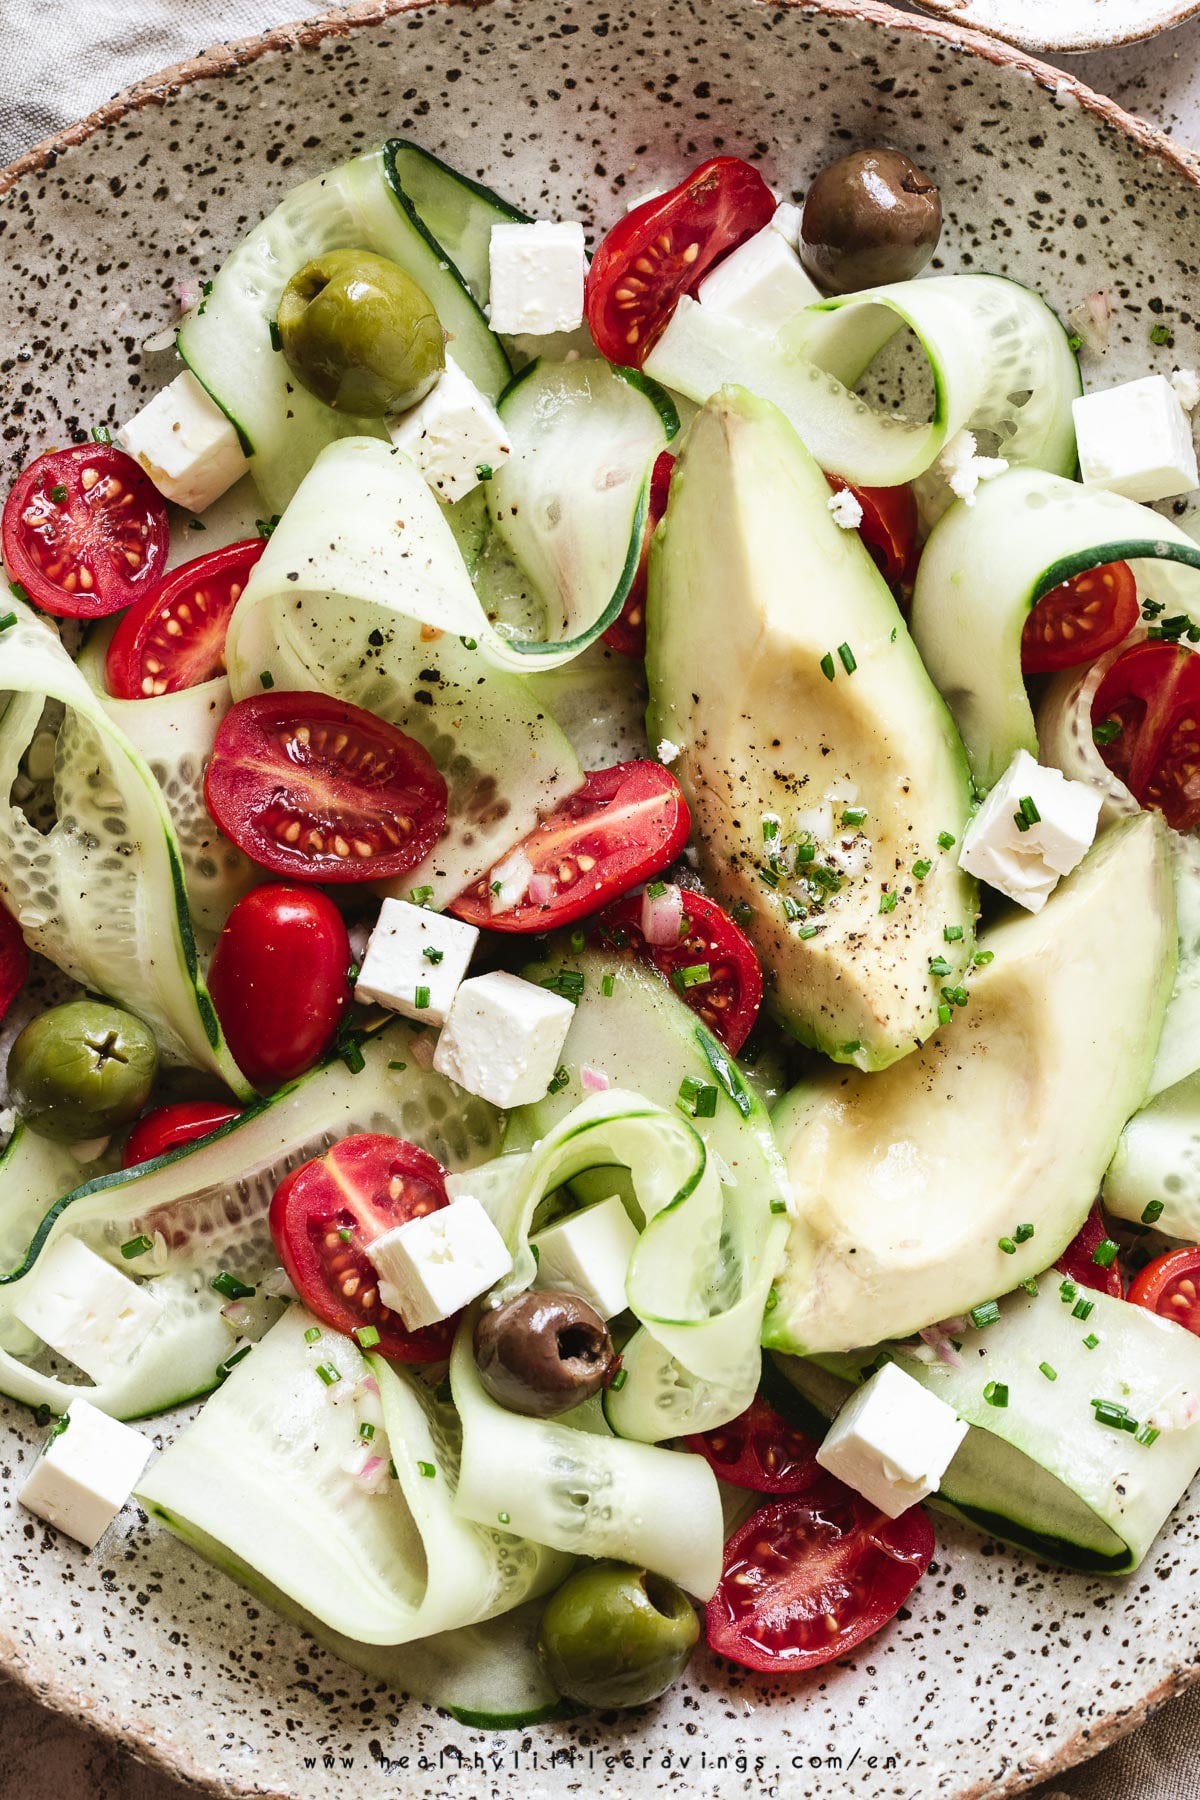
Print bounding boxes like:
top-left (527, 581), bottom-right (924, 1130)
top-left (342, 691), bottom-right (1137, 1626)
top-left (732, 899), bottom-right (753, 925)
top-left (765, 1286), bottom-right (779, 1312)
top-left (0, 612), bottom-right (16, 633)
top-left (840, 1040), bottom-right (862, 1056)
top-left (388, 1060), bottom-right (408, 1072)
top-left (120, 1234), bottom-right (154, 1260)
top-left (1039, 1362), bottom-right (1057, 1381)
top-left (1093, 718), bottom-right (1123, 746)
top-left (339, 1227), bottom-right (354, 1243)
top-left (944, 925), bottom-right (963, 942)
top-left (316, 1362), bottom-right (341, 1387)
top-left (758, 866), bottom-right (780, 890)
top-left (414, 985), bottom-right (431, 1010)
top-left (490, 880), bottom-right (503, 896)
top-left (796, 841), bottom-right (816, 864)
top-left (770, 1198), bottom-right (788, 1215)
top-left (983, 1380), bottom-right (1008, 1408)
top-left (409, 885), bottom-right (434, 907)
top-left (938, 831), bottom-right (956, 850)
top-left (346, 961), bottom-right (360, 986)
top-left (1137, 1425), bottom-right (1160, 1447)
top-left (912, 858), bottom-right (932, 880)
top-left (1141, 1200), bottom-right (1165, 1224)
top-left (1073, 1297), bottom-right (1095, 1321)
top-left (475, 462), bottom-right (494, 481)
top-left (819, 651), bottom-right (836, 682)
top-left (837, 642), bottom-right (857, 674)
top-left (1150, 322), bottom-right (1171, 345)
top-left (498, 1510), bottom-right (511, 1525)
top-left (91, 424), bottom-right (112, 443)
top-left (973, 950), bottom-right (994, 967)
top-left (937, 1002), bottom-right (952, 1025)
top-left (879, 890), bottom-right (897, 914)
top-left (677, 1076), bottom-right (718, 1119)
top-left (842, 807), bottom-right (869, 828)
top-left (211, 1270), bottom-right (255, 1301)
top-left (216, 1344), bottom-right (253, 1380)
top-left (418, 1459), bottom-right (437, 1477)
top-left (255, 514), bottom-right (281, 538)
top-left (673, 962), bottom-right (711, 991)
top-left (1014, 1223), bottom-right (1035, 1243)
top-left (355, 1325), bottom-right (381, 1350)
top-left (268, 318), bottom-right (283, 351)
top-left (969, 1300), bottom-right (1001, 1329)
top-left (1092, 1238), bottom-right (1120, 1269)
top-left (1083, 1332), bottom-right (1100, 1349)
top-left (601, 973), bottom-right (616, 997)
top-left (304, 1326), bottom-right (322, 1344)
top-left (541, 968), bottom-right (585, 1001)
top-left (998, 1237), bottom-right (1016, 1256)
top-left (762, 816), bottom-right (780, 841)
top-left (547, 1065), bottom-right (571, 1095)
top-left (338, 1031), bottom-right (365, 1074)
top-left (1092, 1399), bottom-right (1137, 1432)
top-left (569, 929), bottom-right (587, 954)
top-left (460, 635), bottom-right (477, 650)
top-left (1021, 1276), bottom-right (1040, 1296)
top-left (646, 879), bottom-right (668, 899)
top-left (48, 484), bottom-right (67, 503)
top-left (951, 985), bottom-right (969, 1008)
top-left (1020, 794), bottom-right (1041, 825)
top-left (799, 924), bottom-right (819, 940)
top-left (610, 1367), bottom-right (628, 1391)
top-left (929, 955), bottom-right (953, 977)
top-left (359, 1421), bottom-right (376, 1441)
top-left (782, 895), bottom-right (805, 922)
top-left (1059, 1279), bottom-right (1077, 1302)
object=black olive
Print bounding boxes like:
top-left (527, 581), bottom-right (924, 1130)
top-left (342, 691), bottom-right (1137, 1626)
top-left (474, 1291), bottom-right (614, 1418)
top-left (800, 148), bottom-right (942, 295)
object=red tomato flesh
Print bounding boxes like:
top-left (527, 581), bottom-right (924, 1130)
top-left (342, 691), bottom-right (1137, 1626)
top-left (825, 476), bottom-right (918, 597)
top-left (706, 1477), bottom-right (934, 1674)
top-left (1129, 1247), bottom-right (1200, 1336)
top-left (686, 1395), bottom-right (820, 1495)
top-left (1055, 1202), bottom-right (1123, 1298)
top-left (2, 444), bottom-right (169, 619)
top-left (1092, 639), bottom-right (1200, 831)
top-left (585, 158), bottom-right (776, 367)
top-left (207, 884), bottom-right (351, 1089)
top-left (1021, 561), bottom-right (1139, 676)
top-left (122, 1100), bottom-right (244, 1169)
top-left (450, 761), bottom-right (690, 933)
top-left (595, 886), bottom-right (762, 1054)
top-left (270, 1132), bottom-right (456, 1360)
top-left (0, 900), bottom-right (29, 1024)
top-left (603, 450), bottom-right (675, 658)
top-left (205, 692), bottom-right (447, 884)
top-left (105, 537), bottom-right (265, 699)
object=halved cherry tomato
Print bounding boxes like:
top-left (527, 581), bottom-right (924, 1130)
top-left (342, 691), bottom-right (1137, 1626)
top-left (825, 476), bottom-right (919, 597)
top-left (595, 887), bottom-right (762, 1053)
top-left (1021, 561), bottom-right (1139, 675)
top-left (603, 451), bottom-right (675, 658)
top-left (0, 901), bottom-right (29, 1025)
top-left (1092, 639), bottom-right (1200, 831)
top-left (585, 158), bottom-right (776, 368)
top-left (1056, 1202), bottom-right (1123, 1298)
top-left (204, 692), bottom-right (447, 884)
top-left (1128, 1247), bottom-right (1200, 1335)
top-left (208, 885), bottom-right (351, 1088)
top-left (450, 761), bottom-right (690, 933)
top-left (122, 1100), bottom-right (244, 1169)
top-left (269, 1132), bottom-right (455, 1360)
top-left (105, 537), bottom-right (265, 699)
top-left (686, 1395), bottom-right (820, 1494)
top-left (2, 444), bottom-right (169, 619)
top-left (706, 1477), bottom-right (934, 1674)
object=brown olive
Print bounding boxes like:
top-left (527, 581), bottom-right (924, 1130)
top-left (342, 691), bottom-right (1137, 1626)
top-left (800, 148), bottom-right (942, 294)
top-left (474, 1290), bottom-right (614, 1418)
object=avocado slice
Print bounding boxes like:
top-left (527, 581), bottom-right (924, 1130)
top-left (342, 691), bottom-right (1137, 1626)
top-left (646, 386), bottom-right (977, 1071)
top-left (765, 813), bottom-right (1176, 1356)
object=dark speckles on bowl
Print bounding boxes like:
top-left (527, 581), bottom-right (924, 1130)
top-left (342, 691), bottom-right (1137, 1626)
top-left (3, 2), bottom-right (1200, 1796)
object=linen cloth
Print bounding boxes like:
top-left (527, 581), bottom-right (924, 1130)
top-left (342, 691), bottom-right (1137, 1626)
top-left (0, 1), bottom-right (1198, 1795)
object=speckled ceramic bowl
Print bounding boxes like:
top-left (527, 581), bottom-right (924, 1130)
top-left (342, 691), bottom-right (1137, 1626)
top-left (3, 2), bottom-right (1200, 1795)
top-left (911, 0), bottom-right (1200, 57)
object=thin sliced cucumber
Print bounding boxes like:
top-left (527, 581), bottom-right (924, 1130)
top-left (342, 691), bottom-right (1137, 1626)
top-left (1105, 1068), bottom-right (1200, 1241)
top-left (0, 1023), bottom-right (500, 1418)
top-left (644, 274), bottom-right (1079, 488)
top-left (0, 599), bottom-right (249, 1093)
top-left (771, 1278), bottom-right (1200, 1575)
top-left (179, 146), bottom-right (510, 512)
top-left (912, 466), bottom-right (1200, 788)
top-left (0, 1124), bottom-right (80, 1278)
top-left (385, 140), bottom-right (528, 307)
top-left (138, 1305), bottom-right (570, 1643)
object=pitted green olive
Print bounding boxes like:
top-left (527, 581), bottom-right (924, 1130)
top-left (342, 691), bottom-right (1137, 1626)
top-left (7, 1000), bottom-right (159, 1142)
top-left (537, 1562), bottom-right (699, 1709)
top-left (276, 249), bottom-right (445, 415)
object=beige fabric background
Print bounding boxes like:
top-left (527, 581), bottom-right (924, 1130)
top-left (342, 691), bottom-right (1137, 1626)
top-left (0, 0), bottom-right (1198, 1793)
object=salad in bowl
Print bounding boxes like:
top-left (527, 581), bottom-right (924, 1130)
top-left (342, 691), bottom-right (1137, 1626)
top-left (2, 131), bottom-right (1199, 1726)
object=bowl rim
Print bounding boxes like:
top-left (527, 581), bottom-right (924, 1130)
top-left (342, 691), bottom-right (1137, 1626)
top-left (909, 0), bottom-right (1200, 59)
top-left (1, 1), bottom-right (1199, 1793)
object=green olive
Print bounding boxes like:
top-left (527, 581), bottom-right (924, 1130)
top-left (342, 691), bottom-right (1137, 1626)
top-left (537, 1562), bottom-right (699, 1710)
top-left (7, 1001), bottom-right (159, 1142)
top-left (276, 248), bottom-right (445, 415)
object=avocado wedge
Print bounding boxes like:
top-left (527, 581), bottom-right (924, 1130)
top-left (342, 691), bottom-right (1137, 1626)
top-left (646, 386), bottom-right (976, 1071)
top-left (765, 813), bottom-right (1176, 1355)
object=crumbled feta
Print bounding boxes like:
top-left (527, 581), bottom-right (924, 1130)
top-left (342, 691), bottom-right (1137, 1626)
top-left (827, 487), bottom-right (864, 530)
top-left (938, 428), bottom-right (1009, 506)
top-left (388, 354), bottom-right (511, 504)
top-left (365, 1193), bottom-right (512, 1329)
top-left (958, 747), bottom-right (1102, 914)
top-left (116, 370), bottom-right (248, 513)
top-left (488, 221), bottom-right (587, 335)
top-left (696, 225), bottom-right (821, 333)
top-left (433, 971), bottom-right (575, 1108)
top-left (770, 201), bottom-right (803, 252)
top-left (13, 1236), bottom-right (162, 1385)
top-left (20, 1399), bottom-right (153, 1549)
top-left (1173, 368), bottom-right (1200, 413)
top-left (1073, 375), bottom-right (1199, 504)
top-left (657, 738), bottom-right (682, 764)
top-left (532, 1195), bottom-right (639, 1320)
top-left (815, 1361), bottom-right (968, 1518)
top-left (355, 897), bottom-right (478, 1028)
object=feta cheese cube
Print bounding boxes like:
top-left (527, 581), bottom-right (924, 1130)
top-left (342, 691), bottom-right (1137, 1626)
top-left (365, 1193), bottom-right (512, 1329)
top-left (938, 428), bottom-right (1009, 506)
top-left (433, 971), bottom-right (575, 1108)
top-left (827, 486), bottom-right (864, 530)
top-left (488, 221), bottom-right (587, 335)
top-left (355, 898), bottom-right (478, 1027)
top-left (20, 1398), bottom-right (153, 1549)
top-left (770, 201), bottom-right (804, 252)
top-left (696, 225), bottom-right (821, 333)
top-left (815, 1362), bottom-right (967, 1518)
top-left (116, 371), bottom-right (247, 513)
top-left (1172, 367), bottom-right (1200, 413)
top-left (13, 1236), bottom-right (162, 1385)
top-left (958, 747), bottom-right (1102, 913)
top-left (1073, 375), bottom-right (1199, 504)
top-left (532, 1196), bottom-right (639, 1320)
top-left (388, 355), bottom-right (511, 504)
